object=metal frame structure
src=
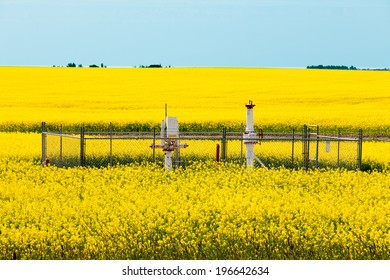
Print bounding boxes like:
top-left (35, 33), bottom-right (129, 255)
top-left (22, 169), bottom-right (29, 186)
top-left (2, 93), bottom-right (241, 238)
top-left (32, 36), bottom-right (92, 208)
top-left (42, 122), bottom-right (363, 170)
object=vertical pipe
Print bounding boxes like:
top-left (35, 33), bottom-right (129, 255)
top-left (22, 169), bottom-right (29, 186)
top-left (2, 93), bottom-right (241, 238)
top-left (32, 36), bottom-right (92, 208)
top-left (246, 144), bottom-right (255, 168)
top-left (59, 124), bottom-right (63, 168)
top-left (165, 151), bottom-right (173, 172)
top-left (41, 122), bottom-right (47, 167)
top-left (160, 119), bottom-right (166, 146)
top-left (109, 122), bottom-right (113, 167)
top-left (357, 129), bottom-right (363, 170)
top-left (246, 104), bottom-right (254, 132)
top-left (244, 101), bottom-right (256, 169)
top-left (216, 144), bottom-right (220, 163)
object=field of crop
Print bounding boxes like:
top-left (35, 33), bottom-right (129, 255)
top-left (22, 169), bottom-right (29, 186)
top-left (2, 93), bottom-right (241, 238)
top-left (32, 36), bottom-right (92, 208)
top-left (0, 67), bottom-right (389, 135)
top-left (0, 67), bottom-right (389, 260)
top-left (0, 160), bottom-right (389, 260)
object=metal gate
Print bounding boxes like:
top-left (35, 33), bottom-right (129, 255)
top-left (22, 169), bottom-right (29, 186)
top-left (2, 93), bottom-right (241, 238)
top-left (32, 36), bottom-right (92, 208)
top-left (302, 124), bottom-right (363, 170)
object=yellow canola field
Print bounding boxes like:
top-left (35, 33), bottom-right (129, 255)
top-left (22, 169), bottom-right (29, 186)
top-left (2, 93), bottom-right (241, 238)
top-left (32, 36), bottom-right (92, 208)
top-left (1, 133), bottom-right (389, 170)
top-left (1, 67), bottom-right (389, 134)
top-left (0, 160), bottom-right (389, 260)
top-left (1, 67), bottom-right (389, 260)
top-left (0, 133), bottom-right (40, 161)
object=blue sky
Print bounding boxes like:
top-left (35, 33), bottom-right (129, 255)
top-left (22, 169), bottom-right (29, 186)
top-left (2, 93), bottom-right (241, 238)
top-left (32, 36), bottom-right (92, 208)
top-left (1, 0), bottom-right (389, 68)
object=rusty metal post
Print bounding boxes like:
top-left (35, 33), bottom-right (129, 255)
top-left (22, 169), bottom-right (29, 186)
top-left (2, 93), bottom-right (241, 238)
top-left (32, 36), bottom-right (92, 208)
top-left (216, 144), bottom-right (220, 163)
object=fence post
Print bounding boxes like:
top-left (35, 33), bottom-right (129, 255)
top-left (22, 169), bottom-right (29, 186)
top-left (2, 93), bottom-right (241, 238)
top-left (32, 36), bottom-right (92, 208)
top-left (152, 127), bottom-right (156, 162)
top-left (109, 122), bottom-right (113, 167)
top-left (80, 126), bottom-right (85, 166)
top-left (302, 125), bottom-right (308, 170)
top-left (357, 129), bottom-right (363, 170)
top-left (59, 124), bottom-right (63, 168)
top-left (315, 125), bottom-right (319, 168)
top-left (41, 122), bottom-right (47, 167)
top-left (240, 125), bottom-right (244, 166)
top-left (221, 127), bottom-right (227, 161)
top-left (291, 128), bottom-right (295, 168)
top-left (337, 128), bottom-right (341, 167)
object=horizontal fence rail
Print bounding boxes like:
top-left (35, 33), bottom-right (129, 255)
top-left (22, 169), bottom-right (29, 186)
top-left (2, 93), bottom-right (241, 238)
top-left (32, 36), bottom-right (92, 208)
top-left (41, 122), bottom-right (363, 170)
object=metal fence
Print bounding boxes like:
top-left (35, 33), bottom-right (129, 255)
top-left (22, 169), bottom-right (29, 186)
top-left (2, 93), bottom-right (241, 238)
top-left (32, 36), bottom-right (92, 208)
top-left (41, 123), bottom-right (363, 170)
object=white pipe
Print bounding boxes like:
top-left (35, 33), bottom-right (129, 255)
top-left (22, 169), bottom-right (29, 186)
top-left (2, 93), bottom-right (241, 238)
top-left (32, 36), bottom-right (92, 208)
top-left (244, 100), bottom-right (257, 168)
top-left (165, 151), bottom-right (173, 172)
top-left (246, 107), bottom-right (254, 132)
top-left (246, 143), bottom-right (255, 168)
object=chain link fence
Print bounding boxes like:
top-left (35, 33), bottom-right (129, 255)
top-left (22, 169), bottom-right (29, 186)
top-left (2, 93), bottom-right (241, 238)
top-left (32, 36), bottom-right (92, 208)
top-left (41, 123), bottom-right (363, 170)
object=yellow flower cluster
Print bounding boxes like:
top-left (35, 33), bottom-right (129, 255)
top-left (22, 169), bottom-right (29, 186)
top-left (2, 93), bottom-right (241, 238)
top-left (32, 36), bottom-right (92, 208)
top-left (0, 67), bottom-right (389, 134)
top-left (0, 160), bottom-right (389, 259)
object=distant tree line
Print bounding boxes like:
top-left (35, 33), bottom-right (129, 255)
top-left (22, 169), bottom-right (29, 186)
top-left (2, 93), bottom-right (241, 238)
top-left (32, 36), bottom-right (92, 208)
top-left (307, 65), bottom-right (389, 71)
top-left (52, 62), bottom-right (107, 68)
top-left (307, 65), bottom-right (357, 70)
top-left (138, 64), bottom-right (171, 68)
top-left (360, 67), bottom-right (390, 71)
top-left (53, 63), bottom-right (173, 68)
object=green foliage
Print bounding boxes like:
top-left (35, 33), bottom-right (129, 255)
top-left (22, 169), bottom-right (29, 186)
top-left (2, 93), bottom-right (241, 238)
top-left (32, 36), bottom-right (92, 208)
top-left (307, 65), bottom-right (357, 70)
top-left (0, 121), bottom-right (388, 137)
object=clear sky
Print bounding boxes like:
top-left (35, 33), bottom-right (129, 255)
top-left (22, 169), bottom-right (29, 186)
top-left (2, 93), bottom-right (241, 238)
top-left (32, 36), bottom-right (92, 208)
top-left (1, 0), bottom-right (389, 68)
